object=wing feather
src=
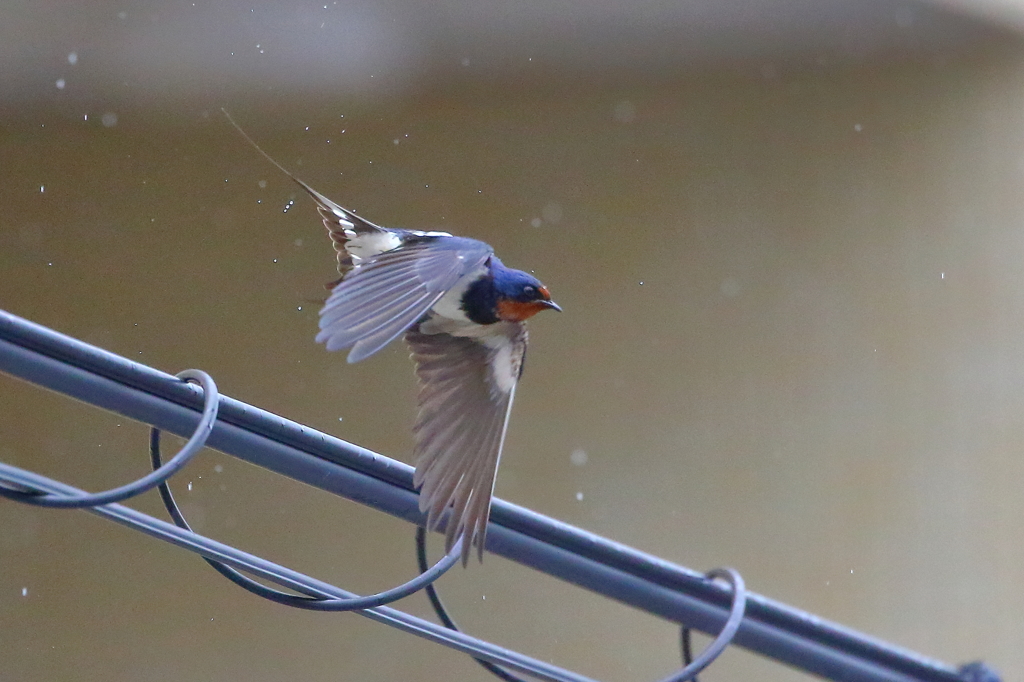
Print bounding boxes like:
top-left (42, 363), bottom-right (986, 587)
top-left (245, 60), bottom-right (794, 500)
top-left (406, 324), bottom-right (527, 565)
top-left (316, 240), bottom-right (491, 362)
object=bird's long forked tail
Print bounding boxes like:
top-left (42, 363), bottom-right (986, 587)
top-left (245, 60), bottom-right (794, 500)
top-left (221, 109), bottom-right (390, 277)
top-left (221, 108), bottom-right (336, 207)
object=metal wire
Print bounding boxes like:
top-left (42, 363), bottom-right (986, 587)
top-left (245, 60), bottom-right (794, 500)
top-left (0, 460), bottom-right (597, 682)
top-left (0, 360), bottom-right (740, 679)
top-left (150, 426), bottom-right (464, 611)
top-left (659, 568), bottom-right (745, 682)
top-left (0, 307), bottom-right (1002, 682)
top-left (0, 369), bottom-right (218, 507)
top-left (416, 526), bottom-right (529, 682)
top-left (681, 628), bottom-right (699, 682)
top-left (416, 527), bottom-right (747, 682)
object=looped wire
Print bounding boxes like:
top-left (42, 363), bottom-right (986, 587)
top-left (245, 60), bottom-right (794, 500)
top-left (0, 369), bottom-right (219, 508)
top-left (148, 389), bottom-right (462, 611)
top-left (0, 364), bottom-right (460, 611)
top-left (153, 426), bottom-right (462, 610)
top-left (1, 357), bottom-right (745, 674)
top-left (417, 526), bottom-right (526, 682)
top-left (418, 529), bottom-right (746, 682)
top-left (669, 567), bottom-right (747, 682)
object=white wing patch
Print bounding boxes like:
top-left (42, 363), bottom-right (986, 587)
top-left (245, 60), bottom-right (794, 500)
top-left (345, 231), bottom-right (402, 261)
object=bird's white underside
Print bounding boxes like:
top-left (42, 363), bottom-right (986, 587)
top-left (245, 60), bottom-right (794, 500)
top-left (481, 335), bottom-right (519, 395)
top-left (425, 262), bottom-right (487, 328)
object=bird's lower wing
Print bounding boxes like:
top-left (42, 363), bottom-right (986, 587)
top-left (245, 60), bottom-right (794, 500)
top-left (406, 325), bottom-right (526, 565)
top-left (317, 242), bottom-right (490, 362)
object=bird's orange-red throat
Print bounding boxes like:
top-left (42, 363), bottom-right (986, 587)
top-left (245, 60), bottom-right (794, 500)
top-left (496, 296), bottom-right (559, 322)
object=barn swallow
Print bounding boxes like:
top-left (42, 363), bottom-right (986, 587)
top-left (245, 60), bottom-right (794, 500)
top-left (225, 112), bottom-right (560, 565)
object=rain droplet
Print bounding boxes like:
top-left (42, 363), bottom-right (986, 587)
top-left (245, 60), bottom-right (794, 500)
top-left (570, 448), bottom-right (588, 466)
top-left (68, 52), bottom-right (78, 65)
top-left (101, 112), bottom-right (118, 128)
top-left (541, 202), bottom-right (563, 224)
top-left (613, 100), bottom-right (636, 124)
top-left (283, 199), bottom-right (295, 213)
top-left (55, 79), bottom-right (65, 90)
top-left (575, 492), bottom-right (584, 501)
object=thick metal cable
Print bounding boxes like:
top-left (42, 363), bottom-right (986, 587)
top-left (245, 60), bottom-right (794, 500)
top-left (0, 366), bottom-right (463, 610)
top-left (0, 408), bottom-right (715, 681)
top-left (416, 527), bottom-right (747, 682)
top-left (0, 369), bottom-right (218, 507)
top-left (0, 308), bottom-right (1001, 682)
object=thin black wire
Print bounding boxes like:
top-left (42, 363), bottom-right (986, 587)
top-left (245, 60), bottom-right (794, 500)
top-left (659, 568), bottom-right (746, 682)
top-left (0, 356), bottom-right (744, 678)
top-left (416, 527), bottom-right (527, 682)
top-left (0, 306), bottom-right (1001, 682)
top-left (151, 427), bottom-right (463, 611)
top-left (0, 369), bottom-right (219, 508)
top-left (0, 364), bottom-right (462, 613)
top-left (417, 528), bottom-right (746, 682)
top-left (681, 629), bottom-right (699, 682)
top-left (0, 462), bottom-right (597, 682)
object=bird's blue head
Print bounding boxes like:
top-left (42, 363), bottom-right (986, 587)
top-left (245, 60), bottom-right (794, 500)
top-left (489, 258), bottom-right (561, 323)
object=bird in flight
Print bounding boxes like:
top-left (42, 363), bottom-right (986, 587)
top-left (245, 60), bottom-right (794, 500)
top-left (225, 112), bottom-right (560, 565)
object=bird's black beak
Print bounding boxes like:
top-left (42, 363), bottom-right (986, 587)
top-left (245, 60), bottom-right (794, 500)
top-left (541, 300), bottom-right (562, 312)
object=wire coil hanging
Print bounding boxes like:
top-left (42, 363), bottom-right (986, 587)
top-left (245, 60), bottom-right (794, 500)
top-left (0, 367), bottom-right (745, 681)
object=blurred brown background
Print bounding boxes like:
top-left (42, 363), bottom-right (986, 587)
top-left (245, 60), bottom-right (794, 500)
top-left (3, 1), bottom-right (1024, 680)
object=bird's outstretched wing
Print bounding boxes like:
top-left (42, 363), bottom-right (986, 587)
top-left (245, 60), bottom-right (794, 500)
top-left (317, 238), bottom-right (492, 362)
top-left (406, 323), bottom-right (528, 565)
